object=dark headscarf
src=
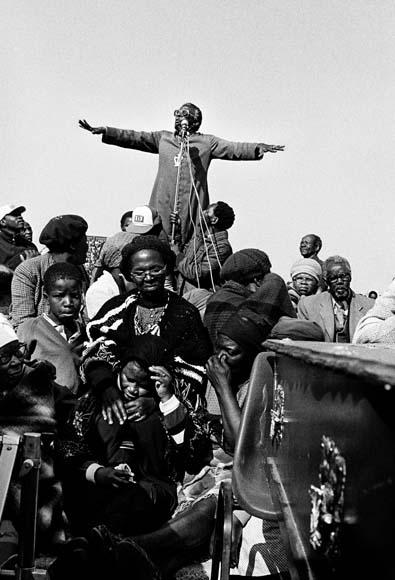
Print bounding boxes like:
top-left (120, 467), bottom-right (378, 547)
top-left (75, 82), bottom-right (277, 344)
top-left (219, 314), bottom-right (265, 355)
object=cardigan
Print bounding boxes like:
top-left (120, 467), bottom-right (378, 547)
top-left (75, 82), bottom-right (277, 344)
top-left (18, 316), bottom-right (84, 393)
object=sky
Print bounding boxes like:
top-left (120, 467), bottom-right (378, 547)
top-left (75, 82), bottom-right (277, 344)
top-left (2, 1), bottom-right (395, 293)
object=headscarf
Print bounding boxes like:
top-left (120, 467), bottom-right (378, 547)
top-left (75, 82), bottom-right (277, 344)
top-left (219, 314), bottom-right (265, 354)
top-left (290, 258), bottom-right (322, 282)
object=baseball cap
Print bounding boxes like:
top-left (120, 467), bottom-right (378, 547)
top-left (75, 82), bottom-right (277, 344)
top-left (126, 206), bottom-right (159, 235)
top-left (0, 205), bottom-right (26, 221)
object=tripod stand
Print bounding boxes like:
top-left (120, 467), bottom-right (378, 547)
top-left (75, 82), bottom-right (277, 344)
top-left (0, 433), bottom-right (41, 580)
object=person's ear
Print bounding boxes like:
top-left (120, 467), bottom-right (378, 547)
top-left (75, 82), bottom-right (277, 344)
top-left (0, 217), bottom-right (6, 227)
top-left (210, 215), bottom-right (219, 226)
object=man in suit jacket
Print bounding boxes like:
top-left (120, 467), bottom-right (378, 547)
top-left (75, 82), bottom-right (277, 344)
top-left (298, 255), bottom-right (374, 343)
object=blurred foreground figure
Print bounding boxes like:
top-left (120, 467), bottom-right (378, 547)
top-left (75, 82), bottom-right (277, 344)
top-left (354, 279), bottom-right (395, 344)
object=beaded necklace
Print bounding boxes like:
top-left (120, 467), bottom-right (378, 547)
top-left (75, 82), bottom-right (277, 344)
top-left (133, 292), bottom-right (170, 336)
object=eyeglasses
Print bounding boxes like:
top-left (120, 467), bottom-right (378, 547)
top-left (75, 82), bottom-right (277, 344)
top-left (0, 343), bottom-right (26, 366)
top-left (130, 266), bottom-right (167, 280)
top-left (327, 273), bottom-right (351, 284)
top-left (174, 108), bottom-right (190, 118)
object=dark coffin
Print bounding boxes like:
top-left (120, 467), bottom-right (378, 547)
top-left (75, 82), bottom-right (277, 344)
top-left (233, 341), bottom-right (395, 580)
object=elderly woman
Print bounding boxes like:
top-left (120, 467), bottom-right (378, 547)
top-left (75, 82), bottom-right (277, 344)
top-left (81, 235), bottom-right (212, 449)
top-left (287, 257), bottom-right (322, 311)
top-left (11, 215), bottom-right (88, 328)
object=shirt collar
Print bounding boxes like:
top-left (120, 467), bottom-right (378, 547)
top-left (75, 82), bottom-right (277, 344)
top-left (43, 313), bottom-right (81, 342)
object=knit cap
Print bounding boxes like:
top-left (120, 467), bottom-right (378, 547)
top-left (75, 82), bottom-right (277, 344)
top-left (220, 249), bottom-right (271, 283)
top-left (290, 258), bottom-right (322, 282)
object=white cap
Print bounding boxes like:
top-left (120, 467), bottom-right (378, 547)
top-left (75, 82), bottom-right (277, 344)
top-left (0, 318), bottom-right (18, 349)
top-left (0, 204), bottom-right (26, 221)
top-left (126, 206), bottom-right (159, 234)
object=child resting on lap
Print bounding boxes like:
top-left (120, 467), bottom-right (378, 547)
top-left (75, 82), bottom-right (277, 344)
top-left (57, 335), bottom-right (179, 538)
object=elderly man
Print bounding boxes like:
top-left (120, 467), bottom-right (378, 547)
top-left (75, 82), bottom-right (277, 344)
top-left (79, 103), bottom-right (284, 246)
top-left (298, 256), bottom-right (374, 342)
top-left (0, 204), bottom-right (37, 269)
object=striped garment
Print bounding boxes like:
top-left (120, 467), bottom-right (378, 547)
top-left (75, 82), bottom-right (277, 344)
top-left (80, 289), bottom-right (214, 476)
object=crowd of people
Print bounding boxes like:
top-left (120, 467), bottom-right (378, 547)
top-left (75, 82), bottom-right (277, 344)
top-left (1, 102), bottom-right (392, 580)
top-left (0, 194), bottom-right (392, 579)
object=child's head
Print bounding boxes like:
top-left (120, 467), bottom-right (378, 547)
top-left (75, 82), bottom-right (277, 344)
top-left (119, 336), bottom-right (171, 401)
top-left (43, 262), bottom-right (83, 325)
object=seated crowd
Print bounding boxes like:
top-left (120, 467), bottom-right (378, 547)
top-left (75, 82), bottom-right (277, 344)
top-left (0, 200), bottom-right (387, 579)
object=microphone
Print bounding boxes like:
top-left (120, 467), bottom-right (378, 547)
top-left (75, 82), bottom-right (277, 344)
top-left (180, 118), bottom-right (189, 137)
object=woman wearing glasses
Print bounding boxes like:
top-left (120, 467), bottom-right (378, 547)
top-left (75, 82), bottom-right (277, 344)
top-left (81, 235), bottom-right (213, 473)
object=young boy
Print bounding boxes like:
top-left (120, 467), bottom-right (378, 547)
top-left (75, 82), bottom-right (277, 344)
top-left (58, 336), bottom-right (178, 538)
top-left (18, 262), bottom-right (85, 394)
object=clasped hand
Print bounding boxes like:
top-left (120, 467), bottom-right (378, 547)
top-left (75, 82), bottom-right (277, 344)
top-left (94, 466), bottom-right (133, 488)
top-left (101, 386), bottom-right (155, 424)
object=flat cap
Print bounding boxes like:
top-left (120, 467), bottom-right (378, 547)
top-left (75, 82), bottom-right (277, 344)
top-left (39, 215), bottom-right (88, 250)
top-left (220, 249), bottom-right (271, 283)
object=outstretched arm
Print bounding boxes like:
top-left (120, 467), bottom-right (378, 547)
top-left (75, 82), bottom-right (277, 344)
top-left (209, 134), bottom-right (284, 161)
top-left (79, 119), bottom-right (161, 153)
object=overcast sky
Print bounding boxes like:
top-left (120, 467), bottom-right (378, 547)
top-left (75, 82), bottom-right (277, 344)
top-left (2, 1), bottom-right (394, 292)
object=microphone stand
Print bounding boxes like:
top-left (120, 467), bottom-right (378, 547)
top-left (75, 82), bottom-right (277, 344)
top-left (171, 130), bottom-right (189, 245)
